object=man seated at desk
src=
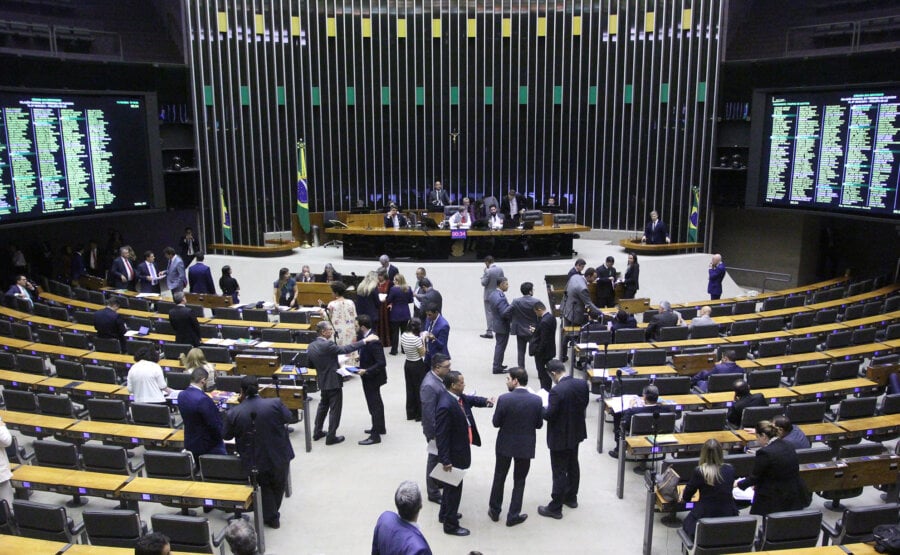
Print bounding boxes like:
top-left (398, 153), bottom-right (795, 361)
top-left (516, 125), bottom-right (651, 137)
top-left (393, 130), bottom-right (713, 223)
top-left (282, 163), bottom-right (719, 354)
top-left (384, 206), bottom-right (408, 229)
top-left (487, 205), bottom-right (504, 231)
top-left (691, 350), bottom-right (741, 393)
top-left (608, 385), bottom-right (671, 458)
top-left (447, 205), bottom-right (472, 230)
top-left (726, 380), bottom-right (766, 428)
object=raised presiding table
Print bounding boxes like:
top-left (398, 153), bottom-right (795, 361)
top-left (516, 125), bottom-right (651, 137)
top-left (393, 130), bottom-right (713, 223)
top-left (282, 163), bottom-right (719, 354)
top-left (331, 223), bottom-right (590, 261)
top-left (11, 465), bottom-right (129, 501)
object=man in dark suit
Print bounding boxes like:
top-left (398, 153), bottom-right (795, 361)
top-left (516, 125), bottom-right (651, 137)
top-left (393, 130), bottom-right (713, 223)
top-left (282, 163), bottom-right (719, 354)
top-left (489, 367), bottom-right (543, 527)
top-left (415, 278), bottom-right (442, 317)
top-left (426, 180), bottom-right (450, 209)
top-left (108, 246), bottom-right (136, 290)
top-left (135, 250), bottom-right (162, 294)
top-left (531, 301), bottom-right (557, 391)
top-left (500, 189), bottom-right (529, 225)
top-left (608, 384), bottom-right (671, 458)
top-left (5, 274), bottom-right (35, 310)
top-left (379, 254), bottom-right (399, 283)
top-left (560, 267), bottom-right (603, 358)
top-left (489, 277), bottom-right (511, 374)
top-left (595, 256), bottom-right (618, 308)
top-left (307, 320), bottom-right (378, 445)
top-left (708, 253), bottom-right (726, 300)
top-left (641, 210), bottom-right (670, 244)
top-left (93, 297), bottom-right (127, 351)
top-left (691, 349), bottom-right (741, 393)
top-left (434, 370), bottom-right (493, 536)
top-left (645, 300), bottom-right (683, 341)
top-left (177, 367), bottom-right (226, 464)
top-left (223, 375), bottom-right (294, 529)
top-left (383, 206), bottom-right (408, 229)
top-left (420, 354), bottom-right (452, 504)
top-left (169, 292), bottom-right (201, 347)
top-left (357, 314), bottom-right (387, 445)
top-left (727, 380), bottom-right (767, 427)
top-left (538, 360), bottom-right (589, 520)
top-left (505, 282), bottom-right (540, 370)
top-left (567, 258), bottom-right (586, 278)
top-left (180, 227), bottom-right (200, 268)
top-left (187, 253), bottom-right (216, 294)
top-left (422, 305), bottom-right (450, 367)
top-left (70, 247), bottom-right (85, 284)
top-left (372, 481), bottom-right (432, 555)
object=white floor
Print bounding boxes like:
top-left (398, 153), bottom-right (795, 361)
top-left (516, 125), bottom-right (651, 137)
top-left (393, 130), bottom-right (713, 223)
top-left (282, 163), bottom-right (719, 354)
top-left (14, 238), bottom-right (886, 554)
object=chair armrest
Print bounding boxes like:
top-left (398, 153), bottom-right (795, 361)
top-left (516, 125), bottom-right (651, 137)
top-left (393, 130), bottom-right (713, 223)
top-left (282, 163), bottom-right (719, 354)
top-left (128, 459), bottom-right (145, 475)
top-left (212, 523), bottom-right (229, 555)
top-left (70, 518), bottom-right (86, 543)
top-left (820, 521), bottom-right (839, 545)
top-left (676, 528), bottom-right (694, 552)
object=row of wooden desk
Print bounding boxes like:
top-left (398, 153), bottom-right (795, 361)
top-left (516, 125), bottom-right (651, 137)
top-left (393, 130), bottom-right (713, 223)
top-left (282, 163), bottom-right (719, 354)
top-left (0, 535), bottom-right (200, 555)
top-left (664, 276), bottom-right (852, 310)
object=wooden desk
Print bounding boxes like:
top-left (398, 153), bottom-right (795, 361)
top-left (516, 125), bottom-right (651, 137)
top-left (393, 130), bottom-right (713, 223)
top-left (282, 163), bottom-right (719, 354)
top-left (736, 422), bottom-right (849, 444)
top-left (866, 362), bottom-right (900, 387)
top-left (11, 465), bottom-right (128, 500)
top-left (23, 342), bottom-right (91, 360)
top-left (0, 368), bottom-right (50, 389)
top-left (827, 342), bottom-right (894, 360)
top-left (205, 318), bottom-right (276, 328)
top-left (0, 409), bottom-right (76, 436)
top-left (66, 545), bottom-right (196, 555)
top-left (82, 351), bottom-right (135, 368)
top-left (618, 239), bottom-right (703, 254)
top-left (843, 311), bottom-right (900, 328)
top-left (727, 331), bottom-right (797, 343)
top-left (800, 455), bottom-right (900, 494)
top-left (159, 358), bottom-right (235, 374)
top-left (650, 337), bottom-right (729, 351)
top-left (701, 387), bottom-right (798, 408)
top-left (729, 306), bottom-right (807, 322)
top-left (791, 322), bottom-right (848, 335)
top-left (0, 536), bottom-right (68, 555)
top-left (789, 378), bottom-right (880, 401)
top-left (32, 377), bottom-right (128, 401)
top-left (183, 481), bottom-right (253, 510)
top-left (836, 414), bottom-right (900, 438)
top-left (736, 359), bottom-right (761, 369)
top-left (744, 545), bottom-right (879, 555)
top-left (61, 420), bottom-right (176, 447)
top-left (119, 476), bottom-right (192, 505)
top-left (0, 335), bottom-right (37, 352)
top-left (752, 351), bottom-right (833, 368)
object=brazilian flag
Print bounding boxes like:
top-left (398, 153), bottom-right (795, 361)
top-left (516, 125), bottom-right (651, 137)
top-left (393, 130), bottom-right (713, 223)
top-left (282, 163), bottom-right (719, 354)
top-left (296, 141), bottom-right (311, 234)
top-left (220, 188), bottom-right (232, 244)
top-left (687, 187), bottom-right (700, 242)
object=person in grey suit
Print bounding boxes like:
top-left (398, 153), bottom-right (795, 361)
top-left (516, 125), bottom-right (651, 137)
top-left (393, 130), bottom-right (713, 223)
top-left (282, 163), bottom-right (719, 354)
top-left (480, 255), bottom-right (504, 338)
top-left (307, 321), bottom-right (379, 445)
top-left (505, 282), bottom-right (540, 369)
top-left (560, 267), bottom-right (603, 358)
top-left (420, 354), bottom-right (452, 503)
top-left (488, 367), bottom-right (543, 527)
top-left (538, 360), bottom-right (589, 520)
top-left (163, 246), bottom-right (186, 294)
top-left (489, 277), bottom-right (511, 374)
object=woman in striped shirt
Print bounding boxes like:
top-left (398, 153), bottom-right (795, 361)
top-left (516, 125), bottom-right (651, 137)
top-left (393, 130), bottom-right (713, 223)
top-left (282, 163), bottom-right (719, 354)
top-left (400, 317), bottom-right (427, 421)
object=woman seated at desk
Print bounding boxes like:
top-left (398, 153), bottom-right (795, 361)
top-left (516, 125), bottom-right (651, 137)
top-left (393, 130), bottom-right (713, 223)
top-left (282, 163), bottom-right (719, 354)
top-left (680, 439), bottom-right (738, 539)
top-left (316, 263), bottom-right (342, 284)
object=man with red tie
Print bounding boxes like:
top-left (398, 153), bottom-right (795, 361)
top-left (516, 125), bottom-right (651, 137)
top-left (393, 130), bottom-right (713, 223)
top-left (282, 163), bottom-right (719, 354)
top-left (108, 246), bottom-right (136, 290)
top-left (434, 370), bottom-right (494, 537)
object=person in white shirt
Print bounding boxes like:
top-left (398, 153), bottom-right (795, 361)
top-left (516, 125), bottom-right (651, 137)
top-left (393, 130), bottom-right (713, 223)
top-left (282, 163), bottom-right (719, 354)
top-left (127, 347), bottom-right (171, 403)
top-left (447, 205), bottom-right (472, 230)
top-left (0, 415), bottom-right (12, 510)
top-left (488, 205), bottom-right (504, 230)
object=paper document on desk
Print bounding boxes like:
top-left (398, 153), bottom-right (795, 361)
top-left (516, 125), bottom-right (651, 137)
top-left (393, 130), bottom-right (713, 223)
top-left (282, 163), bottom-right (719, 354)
top-left (576, 343), bottom-right (598, 350)
top-left (606, 394), bottom-right (642, 413)
top-left (166, 389), bottom-right (182, 399)
top-left (647, 434), bottom-right (678, 444)
top-left (125, 330), bottom-right (140, 337)
top-left (430, 465), bottom-right (465, 487)
top-left (427, 439), bottom-right (437, 455)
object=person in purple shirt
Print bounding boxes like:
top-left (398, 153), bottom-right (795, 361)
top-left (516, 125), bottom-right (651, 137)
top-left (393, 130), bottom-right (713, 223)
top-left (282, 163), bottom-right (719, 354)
top-left (372, 481), bottom-right (432, 555)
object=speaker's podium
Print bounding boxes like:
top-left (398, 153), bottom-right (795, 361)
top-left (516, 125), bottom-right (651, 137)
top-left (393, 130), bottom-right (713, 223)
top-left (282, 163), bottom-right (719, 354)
top-left (235, 354), bottom-right (279, 377)
top-left (260, 383), bottom-right (305, 411)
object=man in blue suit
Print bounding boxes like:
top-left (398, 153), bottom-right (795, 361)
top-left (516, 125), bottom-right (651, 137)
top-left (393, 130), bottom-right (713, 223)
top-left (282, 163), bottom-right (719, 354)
top-left (163, 246), bottom-right (186, 295)
top-left (135, 250), bottom-right (162, 294)
top-left (177, 367), bottom-right (226, 464)
top-left (434, 370), bottom-right (493, 536)
top-left (538, 360), bottom-right (589, 520)
top-left (641, 210), bottom-right (670, 244)
top-left (690, 349), bottom-right (740, 393)
top-left (372, 481), bottom-right (433, 555)
top-left (488, 367), bottom-right (543, 527)
top-left (93, 297), bottom-right (127, 352)
top-left (707, 253), bottom-right (726, 300)
top-left (420, 354), bottom-right (452, 505)
top-left (422, 306), bottom-right (450, 367)
top-left (188, 253), bottom-right (216, 294)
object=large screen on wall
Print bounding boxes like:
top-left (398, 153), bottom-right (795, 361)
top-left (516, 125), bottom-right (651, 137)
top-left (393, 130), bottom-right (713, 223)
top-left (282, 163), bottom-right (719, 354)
top-left (748, 84), bottom-right (900, 218)
top-left (0, 89), bottom-right (161, 224)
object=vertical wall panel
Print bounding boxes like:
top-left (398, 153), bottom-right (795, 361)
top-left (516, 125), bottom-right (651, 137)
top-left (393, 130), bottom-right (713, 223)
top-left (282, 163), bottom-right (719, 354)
top-left (187, 0), bottom-right (720, 245)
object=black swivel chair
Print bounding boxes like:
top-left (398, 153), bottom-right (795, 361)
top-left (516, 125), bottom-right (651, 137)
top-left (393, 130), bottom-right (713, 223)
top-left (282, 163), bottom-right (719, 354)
top-left (678, 516), bottom-right (757, 555)
top-left (757, 510), bottom-right (823, 550)
top-left (32, 440), bottom-right (87, 506)
top-left (82, 510), bottom-right (147, 548)
top-left (12, 499), bottom-right (86, 543)
top-left (821, 503), bottom-right (900, 545)
top-left (150, 514), bottom-right (217, 553)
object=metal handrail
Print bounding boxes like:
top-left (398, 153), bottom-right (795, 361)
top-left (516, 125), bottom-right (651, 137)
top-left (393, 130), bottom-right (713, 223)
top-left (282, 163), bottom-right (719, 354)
top-left (727, 266), bottom-right (791, 293)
